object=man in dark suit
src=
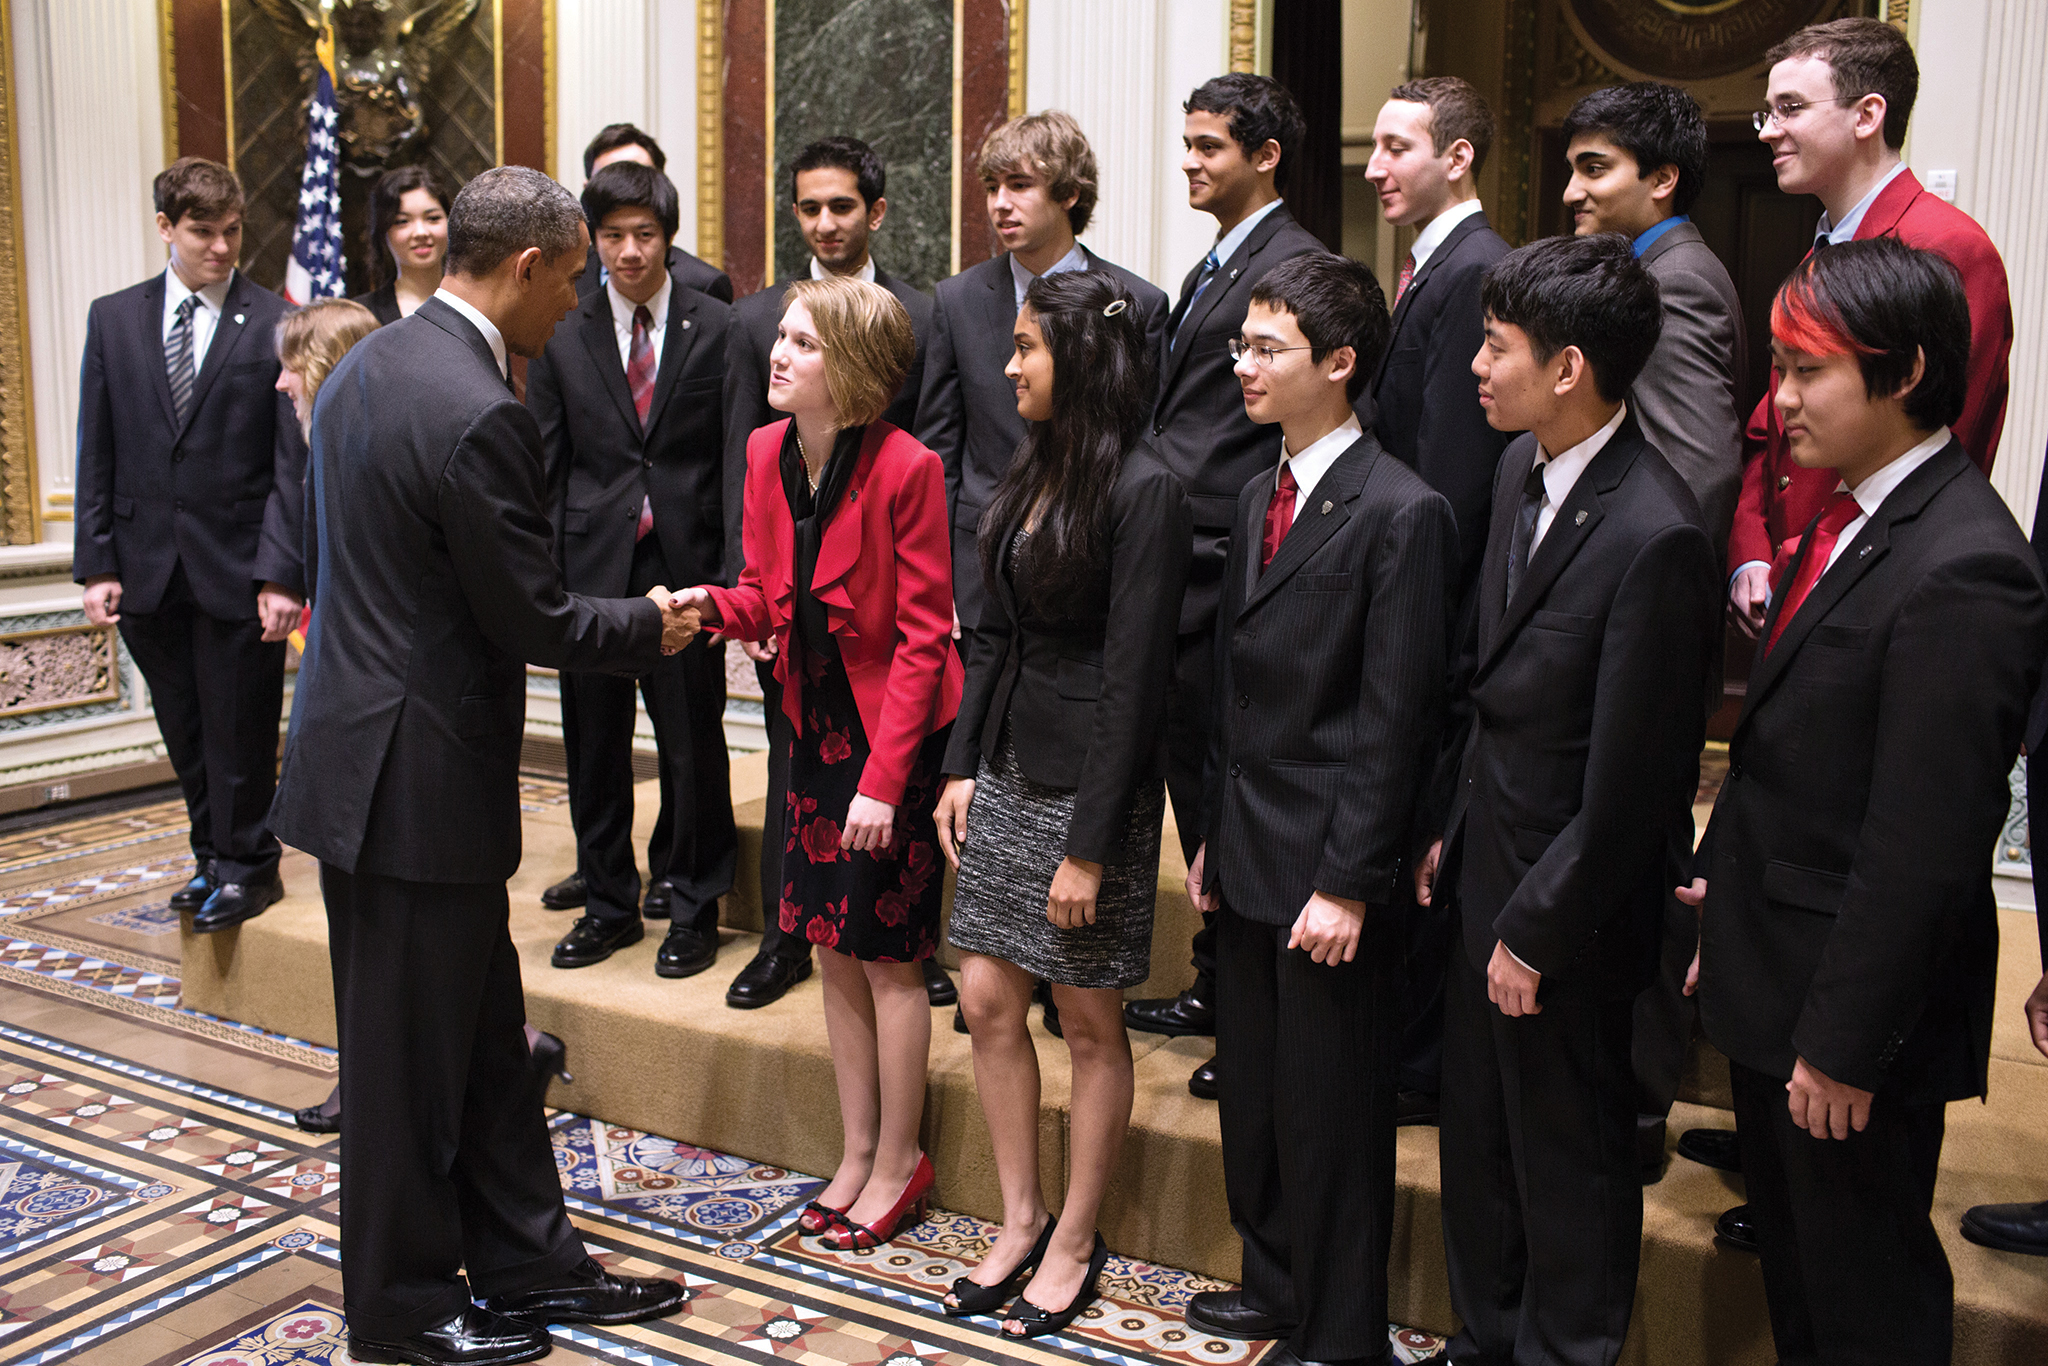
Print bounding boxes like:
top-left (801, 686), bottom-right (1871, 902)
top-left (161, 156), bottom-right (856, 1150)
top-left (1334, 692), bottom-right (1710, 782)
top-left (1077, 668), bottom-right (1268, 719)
top-left (75, 157), bottom-right (305, 934)
top-left (1121, 76), bottom-right (1324, 1096)
top-left (1691, 241), bottom-right (2048, 1364)
top-left (268, 167), bottom-right (697, 1366)
top-left (1413, 235), bottom-right (1718, 1366)
top-left (1958, 438), bottom-right (2048, 1259)
top-left (1363, 76), bottom-right (1513, 1121)
top-left (722, 135), bottom-right (937, 1009)
top-left (528, 162), bottom-right (737, 979)
top-left (1560, 80), bottom-right (1746, 1179)
top-left (1180, 253), bottom-right (1457, 1366)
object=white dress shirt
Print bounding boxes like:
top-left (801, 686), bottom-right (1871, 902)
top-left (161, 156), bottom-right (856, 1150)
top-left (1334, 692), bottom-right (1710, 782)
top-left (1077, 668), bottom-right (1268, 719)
top-left (1010, 240), bottom-right (1089, 308)
top-left (1815, 160), bottom-right (1909, 247)
top-left (608, 273), bottom-right (672, 373)
top-left (1209, 196), bottom-right (1286, 272)
top-left (1819, 426), bottom-right (1951, 576)
top-left (1407, 197), bottom-right (1486, 276)
top-left (432, 287), bottom-right (508, 380)
top-left (811, 255), bottom-right (878, 284)
top-left (1527, 402), bottom-right (1628, 555)
top-left (163, 268), bottom-right (233, 369)
top-left (1274, 415), bottom-right (1362, 533)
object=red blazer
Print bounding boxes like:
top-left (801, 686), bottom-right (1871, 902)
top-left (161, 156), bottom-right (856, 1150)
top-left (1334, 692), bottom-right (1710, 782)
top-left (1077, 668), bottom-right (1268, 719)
top-left (1728, 168), bottom-right (2012, 575)
top-left (706, 419), bottom-right (962, 805)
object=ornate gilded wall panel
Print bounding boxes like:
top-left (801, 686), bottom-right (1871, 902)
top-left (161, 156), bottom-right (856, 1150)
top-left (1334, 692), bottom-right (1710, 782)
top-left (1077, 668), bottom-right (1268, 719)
top-left (0, 0), bottom-right (41, 546)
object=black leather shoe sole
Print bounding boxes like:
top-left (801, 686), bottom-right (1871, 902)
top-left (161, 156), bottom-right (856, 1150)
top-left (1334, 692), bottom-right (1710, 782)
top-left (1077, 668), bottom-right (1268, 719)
top-left (726, 955), bottom-right (814, 1008)
top-left (1394, 1089), bottom-right (1439, 1127)
top-left (1961, 1210), bottom-right (2048, 1256)
top-left (1183, 1298), bottom-right (1294, 1341)
top-left (551, 921), bottom-right (644, 969)
top-left (522, 1283), bottom-right (690, 1327)
top-left (191, 877), bottom-right (285, 934)
top-left (1188, 1060), bottom-right (1218, 1101)
top-left (346, 1331), bottom-right (548, 1366)
top-left (1714, 1204), bottom-right (1758, 1254)
top-left (1122, 996), bottom-right (1216, 1038)
top-left (540, 873), bottom-right (587, 910)
top-left (1677, 1126), bottom-right (1741, 1172)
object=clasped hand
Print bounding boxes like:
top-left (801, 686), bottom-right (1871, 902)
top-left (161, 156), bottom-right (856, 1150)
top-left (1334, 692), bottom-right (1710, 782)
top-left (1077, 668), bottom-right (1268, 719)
top-left (644, 585), bottom-right (701, 655)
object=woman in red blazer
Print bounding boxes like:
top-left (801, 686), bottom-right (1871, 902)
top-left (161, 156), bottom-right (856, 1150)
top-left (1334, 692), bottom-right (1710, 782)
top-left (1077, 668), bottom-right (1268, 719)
top-left (680, 276), bottom-right (961, 1253)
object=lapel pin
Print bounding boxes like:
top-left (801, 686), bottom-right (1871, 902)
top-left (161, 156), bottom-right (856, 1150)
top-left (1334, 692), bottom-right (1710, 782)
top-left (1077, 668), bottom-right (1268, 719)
top-left (1778, 474), bottom-right (1792, 489)
top-left (681, 319), bottom-right (691, 329)
top-left (1859, 545), bottom-right (1872, 558)
top-left (1321, 500), bottom-right (1333, 514)
top-left (1575, 510), bottom-right (1588, 525)
top-left (233, 313), bottom-right (245, 325)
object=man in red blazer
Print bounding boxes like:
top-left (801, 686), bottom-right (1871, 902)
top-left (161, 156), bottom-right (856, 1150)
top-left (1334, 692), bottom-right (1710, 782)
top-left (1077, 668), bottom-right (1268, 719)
top-left (1726, 18), bottom-right (2012, 640)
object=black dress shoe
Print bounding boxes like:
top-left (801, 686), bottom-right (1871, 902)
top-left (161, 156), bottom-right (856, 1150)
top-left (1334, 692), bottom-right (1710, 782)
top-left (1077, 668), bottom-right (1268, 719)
top-left (1034, 980), bottom-right (1064, 1038)
top-left (525, 1030), bottom-right (573, 1112)
top-left (954, 1004), bottom-right (969, 1035)
top-left (295, 1083), bottom-right (341, 1135)
top-left (1184, 1288), bottom-right (1296, 1340)
top-left (1715, 1202), bottom-right (1758, 1253)
top-left (1677, 1126), bottom-right (1741, 1172)
top-left (922, 958), bottom-right (958, 1005)
top-left (550, 916), bottom-right (644, 969)
top-left (641, 879), bottom-right (674, 920)
top-left (483, 1256), bottom-right (690, 1326)
top-left (1123, 988), bottom-right (1216, 1037)
top-left (1188, 1057), bottom-right (1218, 1101)
top-left (347, 1305), bottom-right (549, 1365)
top-left (169, 861), bottom-right (218, 911)
top-left (1395, 1089), bottom-right (1439, 1127)
top-left (654, 923), bottom-right (717, 978)
top-left (191, 875), bottom-right (284, 933)
top-left (1962, 1198), bottom-right (2048, 1255)
top-left (540, 871), bottom-right (586, 910)
top-left (726, 951), bottom-right (814, 1008)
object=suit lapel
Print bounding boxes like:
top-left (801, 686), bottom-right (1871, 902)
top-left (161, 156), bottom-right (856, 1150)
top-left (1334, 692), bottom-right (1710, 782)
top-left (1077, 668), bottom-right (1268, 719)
top-left (576, 291), bottom-right (643, 436)
top-left (812, 425), bottom-right (888, 593)
top-left (140, 275), bottom-right (178, 431)
top-left (982, 256), bottom-right (1019, 375)
top-left (1239, 437), bottom-right (1374, 614)
top-left (643, 284), bottom-right (702, 432)
top-left (1159, 206), bottom-right (1298, 401)
top-left (1474, 439), bottom-right (1527, 657)
top-left (1854, 168), bottom-right (1927, 242)
top-left (1372, 211), bottom-right (1490, 391)
top-left (178, 274), bottom-right (253, 437)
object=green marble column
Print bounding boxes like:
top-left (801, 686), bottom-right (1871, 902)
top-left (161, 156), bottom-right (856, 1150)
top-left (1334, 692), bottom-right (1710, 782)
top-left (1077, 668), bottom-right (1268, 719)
top-left (773, 0), bottom-right (953, 290)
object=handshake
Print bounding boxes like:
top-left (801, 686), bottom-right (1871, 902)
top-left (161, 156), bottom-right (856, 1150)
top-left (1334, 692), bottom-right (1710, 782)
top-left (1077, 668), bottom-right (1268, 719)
top-left (644, 585), bottom-right (719, 655)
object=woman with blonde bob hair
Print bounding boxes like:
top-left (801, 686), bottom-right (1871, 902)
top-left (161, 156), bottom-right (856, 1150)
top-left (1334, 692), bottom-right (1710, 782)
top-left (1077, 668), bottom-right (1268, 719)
top-left (273, 297), bottom-right (380, 441)
top-left (679, 275), bottom-right (963, 1252)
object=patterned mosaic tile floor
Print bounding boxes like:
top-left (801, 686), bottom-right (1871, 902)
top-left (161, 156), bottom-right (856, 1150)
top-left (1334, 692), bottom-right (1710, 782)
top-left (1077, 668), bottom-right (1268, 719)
top-left (0, 785), bottom-right (1451, 1366)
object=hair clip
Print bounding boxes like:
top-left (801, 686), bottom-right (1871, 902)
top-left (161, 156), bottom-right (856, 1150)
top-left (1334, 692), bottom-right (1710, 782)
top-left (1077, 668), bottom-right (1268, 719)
top-left (1102, 299), bottom-right (1129, 317)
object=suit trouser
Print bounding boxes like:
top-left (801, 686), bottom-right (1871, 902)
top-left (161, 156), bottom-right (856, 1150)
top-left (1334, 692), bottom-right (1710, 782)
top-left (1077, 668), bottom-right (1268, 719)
top-left (117, 563), bottom-right (284, 885)
top-left (562, 534), bottom-right (735, 931)
top-left (322, 863), bottom-right (586, 1338)
top-left (1166, 626), bottom-right (1220, 995)
top-left (1629, 889), bottom-right (1702, 1119)
top-left (1440, 934), bottom-right (1640, 1366)
top-left (1729, 1061), bottom-right (1950, 1366)
top-left (1215, 904), bottom-right (1396, 1362)
top-left (752, 659), bottom-right (804, 961)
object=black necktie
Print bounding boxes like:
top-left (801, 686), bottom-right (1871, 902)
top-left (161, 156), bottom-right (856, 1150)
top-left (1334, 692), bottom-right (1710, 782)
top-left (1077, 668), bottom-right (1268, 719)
top-left (1505, 459), bottom-right (1548, 602)
top-left (167, 296), bottom-right (198, 425)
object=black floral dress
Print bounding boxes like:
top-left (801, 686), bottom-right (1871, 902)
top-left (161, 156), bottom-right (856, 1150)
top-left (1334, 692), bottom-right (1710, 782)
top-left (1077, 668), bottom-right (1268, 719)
top-left (774, 423), bottom-right (948, 962)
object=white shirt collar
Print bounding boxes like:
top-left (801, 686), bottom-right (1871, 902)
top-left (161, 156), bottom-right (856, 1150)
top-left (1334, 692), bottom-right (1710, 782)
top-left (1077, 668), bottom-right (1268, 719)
top-left (608, 272), bottom-right (672, 337)
top-left (812, 255), bottom-right (878, 284)
top-left (1817, 160), bottom-right (1909, 245)
top-left (1408, 197), bottom-right (1485, 275)
top-left (1530, 402), bottom-right (1628, 551)
top-left (1209, 197), bottom-right (1286, 272)
top-left (1843, 425), bottom-right (1950, 518)
top-left (1010, 241), bottom-right (1089, 307)
top-left (433, 286), bottom-right (508, 380)
top-left (165, 265), bottom-right (232, 316)
top-left (1280, 414), bottom-right (1362, 512)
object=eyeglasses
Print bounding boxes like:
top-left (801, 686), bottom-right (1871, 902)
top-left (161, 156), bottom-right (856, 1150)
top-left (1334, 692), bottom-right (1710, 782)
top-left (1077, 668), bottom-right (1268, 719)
top-left (1752, 95), bottom-right (1861, 132)
top-left (1228, 338), bottom-right (1316, 367)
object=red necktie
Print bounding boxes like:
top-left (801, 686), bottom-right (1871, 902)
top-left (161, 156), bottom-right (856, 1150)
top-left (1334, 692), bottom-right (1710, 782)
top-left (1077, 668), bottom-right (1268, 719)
top-left (628, 305), bottom-right (656, 541)
top-left (1394, 251), bottom-right (1416, 304)
top-left (1765, 491), bottom-right (1861, 653)
top-left (1261, 464), bottom-right (1298, 573)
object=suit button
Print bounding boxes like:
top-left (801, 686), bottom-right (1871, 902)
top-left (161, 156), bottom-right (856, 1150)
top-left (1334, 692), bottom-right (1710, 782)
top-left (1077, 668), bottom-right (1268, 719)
top-left (1727, 762), bottom-right (1743, 779)
top-left (174, 501), bottom-right (183, 512)
top-left (1237, 694), bottom-right (1248, 708)
top-left (1229, 764), bottom-right (1242, 778)
top-left (1152, 423), bottom-right (1163, 436)
top-left (643, 458), bottom-right (653, 469)
top-left (172, 451), bottom-right (184, 463)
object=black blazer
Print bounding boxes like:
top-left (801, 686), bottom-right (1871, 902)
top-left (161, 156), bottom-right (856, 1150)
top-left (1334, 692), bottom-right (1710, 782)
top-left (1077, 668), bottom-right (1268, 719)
top-left (73, 271), bottom-right (306, 617)
top-left (527, 280), bottom-right (731, 594)
top-left (945, 445), bottom-right (1191, 863)
top-left (1371, 209), bottom-right (1512, 601)
top-left (269, 298), bottom-right (663, 884)
top-left (1439, 415), bottom-right (1718, 999)
top-left (917, 250), bottom-right (1167, 631)
top-left (1697, 440), bottom-right (2048, 1101)
top-left (1151, 204), bottom-right (1326, 636)
top-left (352, 281), bottom-right (403, 326)
top-left (1202, 432), bottom-right (1459, 925)
top-left (724, 267), bottom-right (933, 582)
top-left (581, 243), bottom-right (733, 305)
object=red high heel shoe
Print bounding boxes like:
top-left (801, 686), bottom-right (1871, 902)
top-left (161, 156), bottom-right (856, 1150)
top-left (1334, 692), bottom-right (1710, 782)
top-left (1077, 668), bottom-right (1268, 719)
top-left (797, 1199), bottom-right (851, 1235)
top-left (824, 1152), bottom-right (935, 1251)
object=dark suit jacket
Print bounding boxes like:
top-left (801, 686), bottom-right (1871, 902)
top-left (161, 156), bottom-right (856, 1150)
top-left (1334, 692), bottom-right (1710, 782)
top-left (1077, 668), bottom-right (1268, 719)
top-left (1371, 209), bottom-right (1512, 601)
top-left (73, 271), bottom-right (306, 618)
top-left (2032, 440), bottom-right (2048, 971)
top-left (945, 445), bottom-right (1191, 863)
top-left (1152, 204), bottom-right (1326, 636)
top-left (917, 249), bottom-right (1167, 630)
top-left (1632, 220), bottom-right (1744, 556)
top-left (1203, 431), bottom-right (1459, 925)
top-left (269, 298), bottom-right (663, 884)
top-left (353, 281), bottom-right (403, 326)
top-left (581, 243), bottom-right (733, 305)
top-left (1698, 440), bottom-right (2047, 1100)
top-left (527, 280), bottom-right (731, 593)
top-left (1439, 414), bottom-right (1718, 999)
top-left (724, 267), bottom-right (933, 582)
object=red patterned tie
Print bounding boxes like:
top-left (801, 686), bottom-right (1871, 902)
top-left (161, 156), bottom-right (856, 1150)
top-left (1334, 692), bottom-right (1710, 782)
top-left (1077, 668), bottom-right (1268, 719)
top-left (629, 305), bottom-right (656, 542)
top-left (1765, 491), bottom-right (1861, 654)
top-left (1394, 251), bottom-right (1416, 304)
top-left (1261, 464), bottom-right (1298, 574)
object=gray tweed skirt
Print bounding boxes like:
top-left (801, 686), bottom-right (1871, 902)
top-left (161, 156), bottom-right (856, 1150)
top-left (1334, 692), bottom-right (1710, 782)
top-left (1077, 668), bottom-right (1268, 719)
top-left (947, 729), bottom-right (1164, 989)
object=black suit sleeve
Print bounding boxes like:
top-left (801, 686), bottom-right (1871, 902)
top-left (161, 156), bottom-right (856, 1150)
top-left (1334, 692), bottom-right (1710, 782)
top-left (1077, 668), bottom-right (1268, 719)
top-left (254, 393), bottom-right (309, 595)
top-left (524, 346), bottom-right (571, 568)
top-left (915, 293), bottom-right (965, 522)
top-left (72, 302), bottom-right (119, 584)
top-left (1793, 551), bottom-right (2044, 1092)
top-left (1068, 470), bottom-right (1192, 864)
top-left (1414, 260), bottom-right (1502, 575)
top-left (1201, 497), bottom-right (1256, 876)
top-left (1319, 491), bottom-right (1458, 905)
top-left (1139, 288), bottom-right (1169, 380)
top-left (943, 590), bottom-right (1009, 779)
top-left (1492, 522), bottom-right (1717, 973)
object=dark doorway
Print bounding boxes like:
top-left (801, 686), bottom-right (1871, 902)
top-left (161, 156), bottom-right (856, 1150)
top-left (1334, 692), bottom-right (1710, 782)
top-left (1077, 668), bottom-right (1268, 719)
top-left (1272, 0), bottom-right (1343, 250)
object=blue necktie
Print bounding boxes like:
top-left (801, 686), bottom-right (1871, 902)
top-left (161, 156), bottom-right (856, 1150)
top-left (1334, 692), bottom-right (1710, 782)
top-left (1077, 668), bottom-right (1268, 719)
top-left (1172, 249), bottom-right (1221, 351)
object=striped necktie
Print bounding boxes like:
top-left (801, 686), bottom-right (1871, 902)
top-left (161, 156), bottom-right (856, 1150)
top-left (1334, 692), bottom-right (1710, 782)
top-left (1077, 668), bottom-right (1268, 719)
top-left (167, 296), bottom-right (199, 425)
top-left (1171, 249), bottom-right (1221, 351)
top-left (628, 305), bottom-right (657, 541)
top-left (1394, 251), bottom-right (1417, 304)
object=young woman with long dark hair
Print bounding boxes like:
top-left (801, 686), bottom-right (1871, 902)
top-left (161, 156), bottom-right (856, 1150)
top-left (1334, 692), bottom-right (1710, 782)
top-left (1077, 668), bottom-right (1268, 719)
top-left (353, 165), bottom-right (452, 322)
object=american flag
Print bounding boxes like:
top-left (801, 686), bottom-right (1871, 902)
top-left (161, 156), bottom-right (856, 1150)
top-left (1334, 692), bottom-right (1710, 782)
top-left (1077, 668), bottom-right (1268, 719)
top-left (283, 25), bottom-right (346, 303)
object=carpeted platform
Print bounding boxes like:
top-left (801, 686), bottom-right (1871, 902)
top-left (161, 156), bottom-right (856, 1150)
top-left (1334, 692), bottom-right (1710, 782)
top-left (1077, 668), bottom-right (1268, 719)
top-left (173, 751), bottom-right (2048, 1363)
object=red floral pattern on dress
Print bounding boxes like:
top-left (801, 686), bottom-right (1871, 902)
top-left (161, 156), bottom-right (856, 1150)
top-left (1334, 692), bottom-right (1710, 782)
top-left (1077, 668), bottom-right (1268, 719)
top-left (819, 726), bottom-right (853, 764)
top-left (806, 897), bottom-right (847, 947)
top-left (779, 882), bottom-right (801, 933)
top-left (873, 890), bottom-right (911, 928)
top-left (800, 815), bottom-right (844, 864)
top-left (899, 839), bottom-right (937, 895)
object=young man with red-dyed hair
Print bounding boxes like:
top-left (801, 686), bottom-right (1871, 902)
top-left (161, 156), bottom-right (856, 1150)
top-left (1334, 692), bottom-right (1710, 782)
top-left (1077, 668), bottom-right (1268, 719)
top-left (1689, 238), bottom-right (2047, 1364)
